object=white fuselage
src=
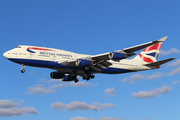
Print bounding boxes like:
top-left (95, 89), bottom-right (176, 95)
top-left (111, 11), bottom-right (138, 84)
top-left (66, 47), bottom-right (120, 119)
top-left (3, 45), bottom-right (154, 75)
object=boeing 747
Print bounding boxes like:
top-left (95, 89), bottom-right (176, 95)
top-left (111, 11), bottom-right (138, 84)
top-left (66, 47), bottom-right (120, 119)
top-left (3, 36), bottom-right (175, 83)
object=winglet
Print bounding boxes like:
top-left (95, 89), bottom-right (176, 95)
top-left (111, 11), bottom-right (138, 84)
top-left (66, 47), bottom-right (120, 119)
top-left (157, 36), bottom-right (168, 42)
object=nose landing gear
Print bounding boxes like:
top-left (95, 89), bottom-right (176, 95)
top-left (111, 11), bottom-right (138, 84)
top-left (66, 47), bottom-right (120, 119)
top-left (20, 64), bottom-right (25, 73)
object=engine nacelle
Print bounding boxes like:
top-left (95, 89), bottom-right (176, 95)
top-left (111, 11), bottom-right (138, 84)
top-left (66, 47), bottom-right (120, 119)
top-left (109, 52), bottom-right (125, 60)
top-left (50, 72), bottom-right (65, 79)
top-left (62, 75), bottom-right (76, 81)
top-left (76, 59), bottom-right (92, 66)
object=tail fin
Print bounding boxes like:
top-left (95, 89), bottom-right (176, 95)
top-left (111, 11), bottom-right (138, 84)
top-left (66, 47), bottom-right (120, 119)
top-left (133, 36), bottom-right (168, 63)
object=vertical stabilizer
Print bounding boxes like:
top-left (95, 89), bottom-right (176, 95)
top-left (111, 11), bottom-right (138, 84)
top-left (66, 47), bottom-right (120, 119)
top-left (133, 36), bottom-right (167, 63)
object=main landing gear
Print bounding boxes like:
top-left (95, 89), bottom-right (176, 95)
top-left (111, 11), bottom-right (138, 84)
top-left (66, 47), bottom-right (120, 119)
top-left (73, 74), bottom-right (95, 83)
top-left (20, 64), bottom-right (25, 73)
top-left (73, 74), bottom-right (94, 83)
top-left (74, 74), bottom-right (94, 83)
top-left (83, 74), bottom-right (95, 81)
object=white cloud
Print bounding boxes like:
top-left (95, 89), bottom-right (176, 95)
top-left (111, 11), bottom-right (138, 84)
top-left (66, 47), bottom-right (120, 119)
top-left (168, 66), bottom-right (180, 76)
top-left (70, 81), bottom-right (98, 88)
top-left (50, 83), bottom-right (68, 89)
top-left (0, 107), bottom-right (39, 117)
top-left (160, 48), bottom-right (180, 55)
top-left (51, 101), bottom-right (116, 111)
top-left (70, 117), bottom-right (95, 120)
top-left (129, 74), bottom-right (144, 83)
top-left (118, 78), bottom-right (128, 83)
top-left (51, 102), bottom-right (65, 110)
top-left (48, 79), bottom-right (62, 83)
top-left (70, 117), bottom-right (122, 120)
top-left (98, 117), bottom-right (122, 120)
top-left (25, 84), bottom-right (55, 94)
top-left (132, 85), bottom-right (172, 98)
top-left (172, 80), bottom-right (179, 85)
top-left (26, 81), bottom-right (98, 95)
top-left (92, 102), bottom-right (116, 109)
top-left (0, 99), bottom-right (39, 117)
top-left (146, 73), bottom-right (163, 80)
top-left (0, 99), bottom-right (20, 108)
top-left (130, 74), bottom-right (144, 80)
top-left (49, 81), bottom-right (98, 88)
top-left (120, 73), bottom-right (163, 84)
top-left (167, 59), bottom-right (180, 67)
top-left (104, 88), bottom-right (116, 96)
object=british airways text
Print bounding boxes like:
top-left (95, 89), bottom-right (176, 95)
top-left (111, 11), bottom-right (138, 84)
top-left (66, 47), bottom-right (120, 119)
top-left (40, 52), bottom-right (72, 57)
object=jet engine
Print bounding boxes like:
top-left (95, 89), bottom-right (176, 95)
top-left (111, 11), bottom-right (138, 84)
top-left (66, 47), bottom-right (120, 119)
top-left (50, 72), bottom-right (65, 79)
top-left (109, 52), bottom-right (125, 60)
top-left (62, 75), bottom-right (77, 81)
top-left (76, 59), bottom-right (92, 66)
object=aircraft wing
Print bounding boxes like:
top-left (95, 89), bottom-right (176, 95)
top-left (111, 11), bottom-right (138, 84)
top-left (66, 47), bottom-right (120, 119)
top-left (58, 36), bottom-right (168, 71)
top-left (119, 36), bottom-right (167, 53)
top-left (91, 36), bottom-right (167, 62)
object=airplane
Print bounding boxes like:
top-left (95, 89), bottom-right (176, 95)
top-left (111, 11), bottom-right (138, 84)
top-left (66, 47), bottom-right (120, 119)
top-left (3, 36), bottom-right (175, 83)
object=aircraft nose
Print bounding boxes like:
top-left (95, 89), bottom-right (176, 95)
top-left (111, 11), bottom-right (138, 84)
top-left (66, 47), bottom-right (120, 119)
top-left (3, 52), bottom-right (8, 58)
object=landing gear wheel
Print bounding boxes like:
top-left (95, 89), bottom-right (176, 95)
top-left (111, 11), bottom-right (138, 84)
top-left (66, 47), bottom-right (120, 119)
top-left (21, 69), bottom-right (25, 73)
top-left (74, 79), bottom-right (79, 83)
top-left (20, 64), bottom-right (25, 73)
top-left (86, 77), bottom-right (90, 81)
top-left (83, 76), bottom-right (86, 80)
top-left (90, 74), bottom-right (95, 79)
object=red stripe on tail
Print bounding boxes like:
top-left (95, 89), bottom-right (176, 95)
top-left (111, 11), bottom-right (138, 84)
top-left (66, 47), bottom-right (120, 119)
top-left (143, 43), bottom-right (162, 52)
top-left (139, 53), bottom-right (154, 63)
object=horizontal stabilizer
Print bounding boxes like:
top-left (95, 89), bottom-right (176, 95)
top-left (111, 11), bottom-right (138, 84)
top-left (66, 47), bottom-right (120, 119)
top-left (144, 57), bottom-right (176, 66)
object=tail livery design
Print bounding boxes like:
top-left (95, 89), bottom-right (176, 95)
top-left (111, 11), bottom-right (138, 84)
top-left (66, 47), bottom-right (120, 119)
top-left (133, 42), bottom-right (163, 63)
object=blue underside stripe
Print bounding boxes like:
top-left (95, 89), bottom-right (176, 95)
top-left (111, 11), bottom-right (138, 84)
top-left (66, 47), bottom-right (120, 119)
top-left (8, 58), bottom-right (134, 74)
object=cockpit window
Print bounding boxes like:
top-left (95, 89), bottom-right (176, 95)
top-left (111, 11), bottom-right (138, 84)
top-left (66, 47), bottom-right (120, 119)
top-left (16, 46), bottom-right (21, 48)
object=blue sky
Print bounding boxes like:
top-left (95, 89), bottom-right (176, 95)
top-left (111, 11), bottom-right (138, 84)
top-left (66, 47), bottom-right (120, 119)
top-left (1, 0), bottom-right (180, 120)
